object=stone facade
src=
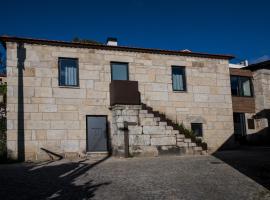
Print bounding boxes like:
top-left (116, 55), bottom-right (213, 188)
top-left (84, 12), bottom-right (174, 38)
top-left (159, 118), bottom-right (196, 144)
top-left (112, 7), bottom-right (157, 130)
top-left (5, 41), bottom-right (234, 160)
top-left (244, 69), bottom-right (270, 141)
top-left (253, 69), bottom-right (270, 111)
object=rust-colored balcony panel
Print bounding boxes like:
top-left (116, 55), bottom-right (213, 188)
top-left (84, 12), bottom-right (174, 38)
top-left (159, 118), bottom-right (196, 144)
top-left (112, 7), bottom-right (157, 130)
top-left (110, 80), bottom-right (141, 106)
top-left (229, 68), bottom-right (253, 77)
top-left (232, 96), bottom-right (255, 113)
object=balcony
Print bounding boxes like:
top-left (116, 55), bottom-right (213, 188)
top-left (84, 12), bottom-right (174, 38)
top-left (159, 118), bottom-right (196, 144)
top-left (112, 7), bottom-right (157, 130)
top-left (110, 80), bottom-right (141, 106)
top-left (230, 68), bottom-right (255, 113)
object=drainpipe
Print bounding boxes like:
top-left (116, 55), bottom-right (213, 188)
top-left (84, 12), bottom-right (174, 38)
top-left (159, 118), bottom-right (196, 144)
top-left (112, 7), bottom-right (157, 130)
top-left (123, 121), bottom-right (129, 158)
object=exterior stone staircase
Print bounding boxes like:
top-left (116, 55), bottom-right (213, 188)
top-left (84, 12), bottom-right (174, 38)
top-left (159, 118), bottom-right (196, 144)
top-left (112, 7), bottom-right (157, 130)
top-left (139, 104), bottom-right (207, 155)
top-left (111, 104), bottom-right (207, 157)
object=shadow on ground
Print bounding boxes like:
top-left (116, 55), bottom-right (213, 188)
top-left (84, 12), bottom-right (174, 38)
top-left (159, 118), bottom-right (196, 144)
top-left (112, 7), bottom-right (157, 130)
top-left (0, 156), bottom-right (111, 200)
top-left (213, 147), bottom-right (270, 190)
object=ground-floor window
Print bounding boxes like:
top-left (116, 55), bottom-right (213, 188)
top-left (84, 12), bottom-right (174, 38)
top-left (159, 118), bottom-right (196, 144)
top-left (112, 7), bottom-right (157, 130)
top-left (191, 123), bottom-right (203, 137)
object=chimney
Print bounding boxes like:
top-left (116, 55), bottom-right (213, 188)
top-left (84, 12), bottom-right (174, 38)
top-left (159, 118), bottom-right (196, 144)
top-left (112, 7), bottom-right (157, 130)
top-left (106, 37), bottom-right (118, 46)
top-left (239, 60), bottom-right (249, 66)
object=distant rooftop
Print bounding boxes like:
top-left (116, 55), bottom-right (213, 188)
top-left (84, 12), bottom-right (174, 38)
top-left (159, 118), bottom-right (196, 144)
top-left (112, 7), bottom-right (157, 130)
top-left (245, 60), bottom-right (270, 71)
top-left (0, 35), bottom-right (234, 60)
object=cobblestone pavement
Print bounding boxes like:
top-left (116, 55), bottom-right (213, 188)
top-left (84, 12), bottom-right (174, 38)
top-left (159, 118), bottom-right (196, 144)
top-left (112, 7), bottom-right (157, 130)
top-left (0, 152), bottom-right (269, 200)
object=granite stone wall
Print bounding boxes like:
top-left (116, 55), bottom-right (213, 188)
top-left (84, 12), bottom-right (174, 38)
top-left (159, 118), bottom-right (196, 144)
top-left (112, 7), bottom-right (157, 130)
top-left (6, 41), bottom-right (234, 160)
top-left (253, 69), bottom-right (270, 111)
top-left (245, 69), bottom-right (270, 142)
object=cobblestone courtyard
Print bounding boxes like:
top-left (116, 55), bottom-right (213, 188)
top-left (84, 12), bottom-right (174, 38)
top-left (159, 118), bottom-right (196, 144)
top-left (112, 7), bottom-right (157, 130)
top-left (0, 149), bottom-right (270, 200)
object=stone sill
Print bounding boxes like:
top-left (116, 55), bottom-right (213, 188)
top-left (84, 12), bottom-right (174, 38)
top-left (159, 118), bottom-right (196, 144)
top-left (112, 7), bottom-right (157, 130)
top-left (58, 86), bottom-right (80, 89)
top-left (172, 91), bottom-right (188, 93)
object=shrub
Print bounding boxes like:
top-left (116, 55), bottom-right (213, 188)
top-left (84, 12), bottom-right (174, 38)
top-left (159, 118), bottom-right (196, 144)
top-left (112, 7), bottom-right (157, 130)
top-left (0, 83), bottom-right (7, 161)
top-left (176, 123), bottom-right (207, 150)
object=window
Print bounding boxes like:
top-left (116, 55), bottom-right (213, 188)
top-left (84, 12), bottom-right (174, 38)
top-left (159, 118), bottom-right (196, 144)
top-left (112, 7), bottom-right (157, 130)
top-left (230, 76), bottom-right (253, 97)
top-left (233, 113), bottom-right (246, 137)
top-left (59, 58), bottom-right (79, 87)
top-left (230, 76), bottom-right (238, 96)
top-left (247, 119), bottom-right (255, 129)
top-left (111, 62), bottom-right (129, 80)
top-left (172, 66), bottom-right (186, 91)
top-left (191, 123), bottom-right (203, 137)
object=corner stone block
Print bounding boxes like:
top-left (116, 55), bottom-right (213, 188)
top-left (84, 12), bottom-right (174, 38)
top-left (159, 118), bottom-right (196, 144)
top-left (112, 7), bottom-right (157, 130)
top-left (35, 87), bottom-right (52, 98)
top-left (61, 140), bottom-right (80, 152)
top-left (143, 126), bottom-right (165, 134)
top-left (150, 136), bottom-right (176, 146)
top-left (129, 135), bottom-right (151, 146)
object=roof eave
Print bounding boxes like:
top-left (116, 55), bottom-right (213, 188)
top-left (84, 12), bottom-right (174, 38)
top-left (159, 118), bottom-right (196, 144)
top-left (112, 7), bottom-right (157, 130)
top-left (0, 36), bottom-right (235, 60)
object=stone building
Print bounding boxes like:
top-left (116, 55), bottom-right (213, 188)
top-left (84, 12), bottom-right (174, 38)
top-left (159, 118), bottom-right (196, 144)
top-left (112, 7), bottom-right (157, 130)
top-left (239, 61), bottom-right (270, 144)
top-left (0, 35), bottom-right (266, 161)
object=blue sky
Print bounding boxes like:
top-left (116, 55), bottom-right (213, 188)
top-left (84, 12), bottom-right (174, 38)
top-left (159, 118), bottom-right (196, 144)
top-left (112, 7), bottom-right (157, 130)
top-left (0, 0), bottom-right (270, 64)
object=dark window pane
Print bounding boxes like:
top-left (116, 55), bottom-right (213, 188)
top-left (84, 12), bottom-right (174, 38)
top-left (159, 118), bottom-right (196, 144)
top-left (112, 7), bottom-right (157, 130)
top-left (230, 76), bottom-right (253, 97)
top-left (230, 76), bottom-right (238, 96)
top-left (240, 77), bottom-right (252, 96)
top-left (233, 113), bottom-right (246, 136)
top-left (111, 63), bottom-right (128, 80)
top-left (172, 66), bottom-right (186, 91)
top-left (248, 119), bottom-right (255, 129)
top-left (191, 123), bottom-right (203, 137)
top-left (59, 58), bottom-right (78, 86)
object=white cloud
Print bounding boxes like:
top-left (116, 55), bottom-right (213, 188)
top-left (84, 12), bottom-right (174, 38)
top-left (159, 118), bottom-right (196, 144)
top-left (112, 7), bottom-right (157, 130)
top-left (250, 55), bottom-right (270, 64)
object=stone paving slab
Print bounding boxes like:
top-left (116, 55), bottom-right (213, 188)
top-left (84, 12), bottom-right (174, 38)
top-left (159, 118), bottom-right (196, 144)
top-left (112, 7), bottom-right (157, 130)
top-left (0, 153), bottom-right (269, 200)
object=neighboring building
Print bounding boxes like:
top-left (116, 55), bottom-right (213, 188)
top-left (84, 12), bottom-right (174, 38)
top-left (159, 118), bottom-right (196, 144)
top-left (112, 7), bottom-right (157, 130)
top-left (227, 60), bottom-right (270, 146)
top-left (240, 60), bottom-right (270, 144)
top-left (229, 68), bottom-right (256, 145)
top-left (0, 35), bottom-right (258, 160)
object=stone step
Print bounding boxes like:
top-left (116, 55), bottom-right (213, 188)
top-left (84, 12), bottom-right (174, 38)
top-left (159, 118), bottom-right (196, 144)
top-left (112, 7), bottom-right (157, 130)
top-left (176, 134), bottom-right (185, 138)
top-left (188, 142), bottom-right (196, 147)
top-left (139, 110), bottom-right (148, 114)
top-left (142, 125), bottom-right (165, 134)
top-left (183, 147), bottom-right (194, 155)
top-left (176, 139), bottom-right (184, 143)
top-left (166, 126), bottom-right (173, 130)
top-left (140, 118), bottom-right (158, 126)
top-left (193, 150), bottom-right (203, 155)
top-left (177, 142), bottom-right (188, 147)
top-left (128, 126), bottom-right (143, 134)
top-left (193, 146), bottom-right (203, 151)
top-left (159, 121), bottom-right (167, 126)
top-left (86, 151), bottom-right (109, 158)
top-left (165, 130), bottom-right (172, 135)
top-left (184, 138), bottom-right (192, 143)
top-left (154, 117), bottom-right (161, 122)
top-left (139, 113), bottom-right (154, 118)
top-left (172, 130), bottom-right (179, 135)
top-left (201, 150), bottom-right (208, 155)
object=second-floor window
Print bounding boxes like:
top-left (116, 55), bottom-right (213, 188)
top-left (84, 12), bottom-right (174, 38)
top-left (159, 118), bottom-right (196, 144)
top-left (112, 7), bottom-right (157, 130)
top-left (172, 66), bottom-right (186, 91)
top-left (111, 62), bottom-right (129, 81)
top-left (230, 76), bottom-right (253, 97)
top-left (59, 58), bottom-right (79, 87)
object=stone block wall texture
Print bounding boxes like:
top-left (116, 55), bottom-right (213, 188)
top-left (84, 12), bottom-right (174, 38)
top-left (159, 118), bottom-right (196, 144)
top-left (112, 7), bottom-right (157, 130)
top-left (253, 69), bottom-right (270, 111)
top-left (6, 42), bottom-right (234, 160)
top-left (111, 105), bottom-right (179, 157)
top-left (245, 69), bottom-right (270, 138)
